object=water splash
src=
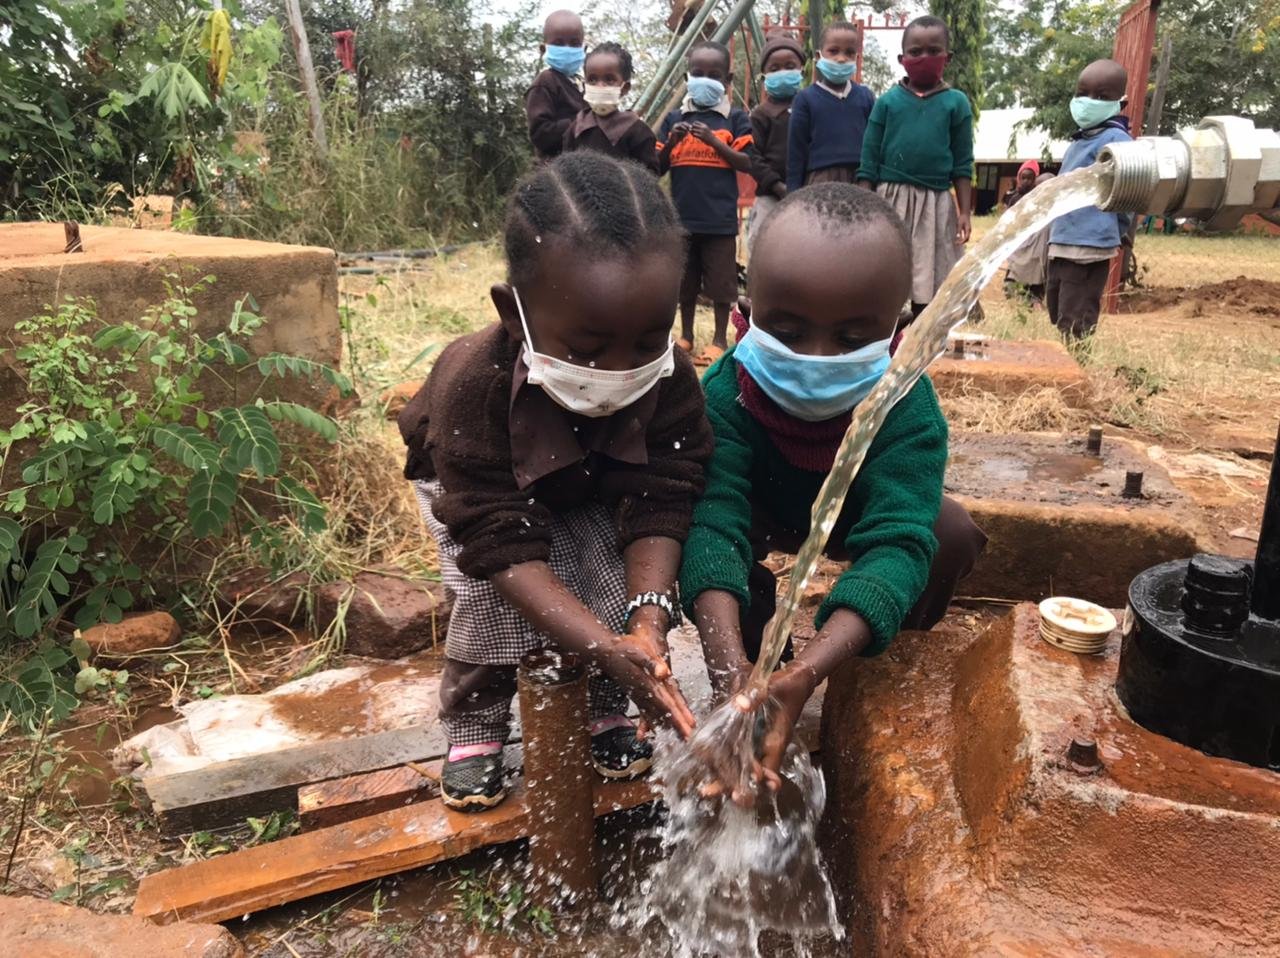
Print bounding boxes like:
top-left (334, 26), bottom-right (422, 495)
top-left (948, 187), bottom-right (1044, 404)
top-left (632, 164), bottom-right (1113, 955)
top-left (630, 707), bottom-right (840, 957)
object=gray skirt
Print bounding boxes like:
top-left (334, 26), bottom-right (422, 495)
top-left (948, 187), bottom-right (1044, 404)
top-left (1005, 225), bottom-right (1050, 287)
top-left (878, 182), bottom-right (961, 304)
top-left (414, 479), bottom-right (628, 665)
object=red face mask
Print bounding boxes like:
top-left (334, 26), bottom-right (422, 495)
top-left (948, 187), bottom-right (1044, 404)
top-left (901, 53), bottom-right (948, 88)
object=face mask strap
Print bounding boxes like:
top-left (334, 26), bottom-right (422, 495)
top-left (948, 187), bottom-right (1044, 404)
top-left (512, 287), bottom-right (540, 357)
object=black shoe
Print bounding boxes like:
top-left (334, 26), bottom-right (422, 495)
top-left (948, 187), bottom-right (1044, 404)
top-left (441, 752), bottom-right (506, 811)
top-left (590, 725), bottom-right (653, 780)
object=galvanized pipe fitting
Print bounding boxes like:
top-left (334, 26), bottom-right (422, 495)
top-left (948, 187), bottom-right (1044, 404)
top-left (1096, 115), bottom-right (1280, 230)
top-left (517, 649), bottom-right (597, 908)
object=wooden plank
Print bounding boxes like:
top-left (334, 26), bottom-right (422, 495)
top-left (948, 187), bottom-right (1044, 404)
top-left (134, 777), bottom-right (659, 925)
top-left (292, 689), bottom-right (825, 833)
top-left (142, 723), bottom-right (438, 833)
top-left (297, 763), bottom-right (439, 831)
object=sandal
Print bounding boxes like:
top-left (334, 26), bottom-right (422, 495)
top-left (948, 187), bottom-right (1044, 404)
top-left (694, 344), bottom-right (726, 368)
top-left (676, 337), bottom-right (694, 353)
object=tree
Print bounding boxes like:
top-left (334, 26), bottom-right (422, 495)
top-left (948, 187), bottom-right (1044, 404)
top-left (930, 0), bottom-right (985, 117)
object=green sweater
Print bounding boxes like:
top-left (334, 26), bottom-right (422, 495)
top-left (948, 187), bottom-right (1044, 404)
top-left (859, 83), bottom-right (974, 191)
top-left (679, 352), bottom-right (947, 654)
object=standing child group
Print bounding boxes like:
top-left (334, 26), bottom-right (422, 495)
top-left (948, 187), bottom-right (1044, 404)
top-left (402, 10), bottom-right (1134, 810)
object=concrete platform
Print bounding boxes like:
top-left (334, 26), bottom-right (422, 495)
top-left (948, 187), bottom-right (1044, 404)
top-left (947, 431), bottom-right (1202, 605)
top-left (820, 605), bottom-right (1280, 957)
top-left (930, 336), bottom-right (1088, 406)
top-left (0, 224), bottom-right (340, 456)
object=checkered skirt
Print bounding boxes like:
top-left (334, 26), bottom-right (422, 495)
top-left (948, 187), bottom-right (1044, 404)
top-left (414, 480), bottom-right (629, 665)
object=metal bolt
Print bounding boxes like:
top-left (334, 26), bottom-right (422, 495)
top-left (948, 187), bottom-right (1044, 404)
top-left (1123, 470), bottom-right (1144, 498)
top-left (1066, 738), bottom-right (1101, 770)
top-left (1086, 425), bottom-right (1103, 456)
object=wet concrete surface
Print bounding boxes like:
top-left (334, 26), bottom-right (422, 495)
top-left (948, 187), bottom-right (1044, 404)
top-left (947, 431), bottom-right (1184, 508)
top-left (822, 605), bottom-right (1280, 956)
top-left (930, 338), bottom-right (1088, 405)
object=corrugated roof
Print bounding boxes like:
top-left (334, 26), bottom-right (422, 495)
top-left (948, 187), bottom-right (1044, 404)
top-left (973, 107), bottom-right (1070, 164)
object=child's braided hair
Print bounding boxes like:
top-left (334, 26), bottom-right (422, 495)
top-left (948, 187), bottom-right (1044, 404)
top-left (504, 151), bottom-right (685, 286)
top-left (586, 41), bottom-right (634, 82)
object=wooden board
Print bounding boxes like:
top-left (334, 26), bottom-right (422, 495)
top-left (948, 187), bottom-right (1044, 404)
top-left (293, 687), bottom-right (825, 833)
top-left (134, 776), bottom-right (659, 925)
top-left (142, 723), bottom-right (438, 833)
top-left (297, 763), bottom-right (439, 831)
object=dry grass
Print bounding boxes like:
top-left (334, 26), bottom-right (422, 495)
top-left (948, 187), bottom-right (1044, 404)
top-left (970, 215), bottom-right (1280, 439)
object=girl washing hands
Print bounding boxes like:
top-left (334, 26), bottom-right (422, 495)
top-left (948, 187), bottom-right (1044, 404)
top-left (680, 184), bottom-right (986, 796)
top-left (400, 152), bottom-right (712, 810)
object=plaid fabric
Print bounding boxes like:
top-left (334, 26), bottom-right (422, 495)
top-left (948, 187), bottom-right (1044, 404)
top-left (416, 480), bottom-right (630, 745)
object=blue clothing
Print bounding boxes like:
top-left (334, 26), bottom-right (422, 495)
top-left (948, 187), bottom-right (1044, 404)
top-left (786, 82), bottom-right (876, 192)
top-left (858, 83), bottom-right (973, 191)
top-left (1050, 120), bottom-right (1134, 249)
top-left (659, 106), bottom-right (753, 235)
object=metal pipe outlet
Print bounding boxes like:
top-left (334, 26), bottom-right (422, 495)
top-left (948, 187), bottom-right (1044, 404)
top-left (517, 649), bottom-right (597, 908)
top-left (1096, 115), bottom-right (1280, 230)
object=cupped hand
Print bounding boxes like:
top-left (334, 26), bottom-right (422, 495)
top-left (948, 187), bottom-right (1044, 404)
top-left (699, 661), bottom-right (816, 806)
top-left (603, 625), bottom-right (697, 739)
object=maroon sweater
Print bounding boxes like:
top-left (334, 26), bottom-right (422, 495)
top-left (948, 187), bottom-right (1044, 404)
top-left (399, 324), bottom-right (713, 578)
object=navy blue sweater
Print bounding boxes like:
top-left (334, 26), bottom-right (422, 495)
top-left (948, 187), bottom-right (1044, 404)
top-left (786, 82), bottom-right (876, 191)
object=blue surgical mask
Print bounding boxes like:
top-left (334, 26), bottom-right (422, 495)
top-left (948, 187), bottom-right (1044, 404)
top-left (763, 69), bottom-right (803, 99)
top-left (1070, 96), bottom-right (1122, 130)
top-left (686, 75), bottom-right (726, 109)
top-left (816, 58), bottom-right (855, 85)
top-left (733, 324), bottom-right (893, 421)
top-left (545, 44), bottom-right (584, 76)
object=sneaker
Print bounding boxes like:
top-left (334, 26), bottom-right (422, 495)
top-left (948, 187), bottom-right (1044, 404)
top-left (590, 725), bottom-right (653, 780)
top-left (441, 752), bottom-right (507, 811)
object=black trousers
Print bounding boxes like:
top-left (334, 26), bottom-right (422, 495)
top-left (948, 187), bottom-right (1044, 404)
top-left (740, 496), bottom-right (988, 661)
top-left (1047, 256), bottom-right (1110, 339)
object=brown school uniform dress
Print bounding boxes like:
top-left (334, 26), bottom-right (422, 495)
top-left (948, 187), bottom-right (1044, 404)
top-left (562, 108), bottom-right (660, 174)
top-left (525, 68), bottom-right (587, 161)
top-left (398, 324), bottom-right (713, 745)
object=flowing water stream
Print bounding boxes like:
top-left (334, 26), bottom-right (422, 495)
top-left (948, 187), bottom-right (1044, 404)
top-left (635, 163), bottom-right (1115, 956)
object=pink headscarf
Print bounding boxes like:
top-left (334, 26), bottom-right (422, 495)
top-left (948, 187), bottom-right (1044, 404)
top-left (1018, 159), bottom-right (1041, 178)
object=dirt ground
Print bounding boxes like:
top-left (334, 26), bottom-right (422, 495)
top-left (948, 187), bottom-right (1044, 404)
top-left (1, 220), bottom-right (1277, 955)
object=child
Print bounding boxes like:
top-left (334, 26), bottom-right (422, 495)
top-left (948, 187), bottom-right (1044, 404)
top-left (658, 40), bottom-right (753, 361)
top-left (563, 42), bottom-right (659, 174)
top-left (1047, 58), bottom-right (1133, 340)
top-left (1002, 160), bottom-right (1040, 210)
top-left (399, 152), bottom-right (712, 810)
top-left (526, 10), bottom-right (587, 161)
top-left (786, 21), bottom-right (875, 191)
top-left (1004, 171), bottom-right (1055, 305)
top-left (745, 34), bottom-right (806, 252)
top-left (858, 15), bottom-right (974, 318)
top-left (679, 183), bottom-right (986, 789)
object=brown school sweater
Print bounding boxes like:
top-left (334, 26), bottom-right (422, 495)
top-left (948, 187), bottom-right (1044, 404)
top-left (748, 97), bottom-right (792, 197)
top-left (563, 109), bottom-right (660, 174)
top-left (398, 324), bottom-right (713, 578)
top-left (525, 69), bottom-right (587, 160)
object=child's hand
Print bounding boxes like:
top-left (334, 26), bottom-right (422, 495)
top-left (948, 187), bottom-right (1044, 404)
top-left (956, 209), bottom-right (972, 244)
top-left (700, 660), bottom-right (817, 806)
top-left (771, 183), bottom-right (787, 200)
top-left (604, 625), bottom-right (697, 738)
top-left (689, 122), bottom-right (718, 145)
top-left (669, 122), bottom-right (691, 141)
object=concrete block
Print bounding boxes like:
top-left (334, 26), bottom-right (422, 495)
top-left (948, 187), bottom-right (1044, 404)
top-left (0, 224), bottom-right (340, 478)
top-left (947, 431), bottom-right (1201, 605)
top-left (931, 337), bottom-right (1088, 406)
top-left (1, 894), bottom-right (243, 957)
top-left (820, 605), bottom-right (1280, 956)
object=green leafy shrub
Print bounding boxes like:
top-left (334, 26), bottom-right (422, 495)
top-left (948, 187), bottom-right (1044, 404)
top-left (0, 272), bottom-right (349, 726)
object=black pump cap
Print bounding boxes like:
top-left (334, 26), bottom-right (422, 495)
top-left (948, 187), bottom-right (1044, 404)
top-left (1181, 554), bottom-right (1251, 636)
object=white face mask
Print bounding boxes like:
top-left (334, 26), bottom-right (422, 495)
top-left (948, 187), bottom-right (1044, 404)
top-left (513, 288), bottom-right (675, 418)
top-left (584, 85), bottom-right (624, 116)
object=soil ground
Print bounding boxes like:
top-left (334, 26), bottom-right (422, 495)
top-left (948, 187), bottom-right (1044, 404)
top-left (1, 220), bottom-right (1276, 955)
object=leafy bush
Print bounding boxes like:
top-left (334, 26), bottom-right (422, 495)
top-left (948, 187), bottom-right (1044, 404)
top-left (0, 272), bottom-right (349, 725)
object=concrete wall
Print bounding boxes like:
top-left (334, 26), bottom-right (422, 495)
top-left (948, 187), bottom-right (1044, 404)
top-left (0, 225), bottom-right (341, 483)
